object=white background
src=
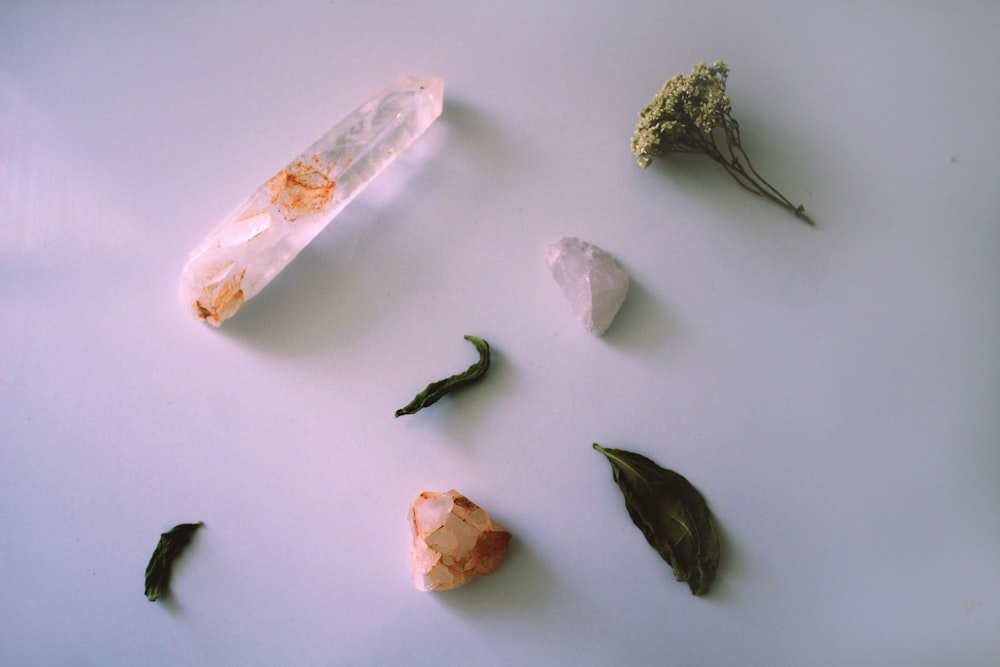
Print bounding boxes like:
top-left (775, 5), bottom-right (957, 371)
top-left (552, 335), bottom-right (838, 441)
top-left (3, 2), bottom-right (999, 665)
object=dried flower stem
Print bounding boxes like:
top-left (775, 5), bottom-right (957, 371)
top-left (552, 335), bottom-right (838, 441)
top-left (632, 61), bottom-right (812, 225)
top-left (709, 113), bottom-right (812, 224)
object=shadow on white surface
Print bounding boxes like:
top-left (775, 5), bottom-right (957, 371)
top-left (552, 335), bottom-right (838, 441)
top-left (602, 274), bottom-right (675, 354)
top-left (434, 530), bottom-right (560, 621)
top-left (440, 97), bottom-right (517, 169)
top-left (702, 514), bottom-right (744, 605)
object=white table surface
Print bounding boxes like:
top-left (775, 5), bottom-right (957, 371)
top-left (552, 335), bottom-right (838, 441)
top-left (3, 2), bottom-right (999, 665)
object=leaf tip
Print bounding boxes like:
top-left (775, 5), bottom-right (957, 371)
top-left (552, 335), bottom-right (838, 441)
top-left (593, 443), bottom-right (614, 461)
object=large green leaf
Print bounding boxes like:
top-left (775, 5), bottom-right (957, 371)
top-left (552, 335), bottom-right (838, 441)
top-left (593, 444), bottom-right (719, 595)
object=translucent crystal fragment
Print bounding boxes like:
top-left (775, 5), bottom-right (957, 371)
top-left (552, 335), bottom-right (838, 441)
top-left (545, 237), bottom-right (630, 336)
top-left (408, 490), bottom-right (511, 591)
top-left (179, 77), bottom-right (444, 325)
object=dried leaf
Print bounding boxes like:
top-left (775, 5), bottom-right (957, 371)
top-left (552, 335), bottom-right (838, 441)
top-left (144, 522), bottom-right (203, 601)
top-left (593, 444), bottom-right (719, 595)
top-left (395, 335), bottom-right (491, 417)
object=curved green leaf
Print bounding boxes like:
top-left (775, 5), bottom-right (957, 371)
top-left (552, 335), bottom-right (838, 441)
top-left (395, 335), bottom-right (491, 417)
top-left (144, 521), bottom-right (203, 601)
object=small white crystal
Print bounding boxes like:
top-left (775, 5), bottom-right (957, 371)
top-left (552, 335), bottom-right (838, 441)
top-left (408, 490), bottom-right (511, 591)
top-left (180, 76), bottom-right (444, 326)
top-left (545, 237), bottom-right (629, 336)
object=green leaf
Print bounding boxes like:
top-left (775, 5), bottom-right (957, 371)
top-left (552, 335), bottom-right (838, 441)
top-left (593, 444), bottom-right (719, 595)
top-left (395, 335), bottom-right (491, 417)
top-left (144, 522), bottom-right (203, 601)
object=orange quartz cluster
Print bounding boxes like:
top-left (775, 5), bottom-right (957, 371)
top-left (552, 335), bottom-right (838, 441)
top-left (408, 490), bottom-right (511, 591)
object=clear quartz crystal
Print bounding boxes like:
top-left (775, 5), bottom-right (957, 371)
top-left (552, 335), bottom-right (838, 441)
top-left (545, 237), bottom-right (630, 336)
top-left (179, 77), bottom-right (444, 325)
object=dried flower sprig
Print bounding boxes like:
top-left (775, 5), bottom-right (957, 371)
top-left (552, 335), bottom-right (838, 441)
top-left (632, 61), bottom-right (812, 225)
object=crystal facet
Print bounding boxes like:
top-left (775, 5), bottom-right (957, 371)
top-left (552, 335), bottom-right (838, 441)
top-left (180, 77), bottom-right (444, 325)
top-left (408, 490), bottom-right (511, 591)
top-left (545, 237), bottom-right (630, 336)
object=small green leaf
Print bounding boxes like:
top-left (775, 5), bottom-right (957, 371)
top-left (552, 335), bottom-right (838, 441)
top-left (395, 335), bottom-right (491, 417)
top-left (144, 522), bottom-right (203, 602)
top-left (593, 444), bottom-right (719, 595)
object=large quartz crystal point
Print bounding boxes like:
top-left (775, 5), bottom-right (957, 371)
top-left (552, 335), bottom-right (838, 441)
top-left (545, 237), bottom-right (630, 336)
top-left (408, 490), bottom-right (512, 591)
top-left (179, 76), bottom-right (444, 326)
